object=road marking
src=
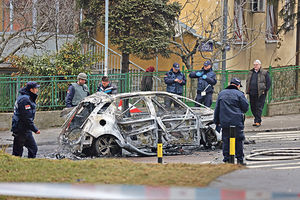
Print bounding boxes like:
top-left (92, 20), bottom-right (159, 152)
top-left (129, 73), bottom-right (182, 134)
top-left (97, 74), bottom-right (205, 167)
top-left (273, 165), bottom-right (300, 170)
top-left (247, 161), bottom-right (300, 169)
top-left (247, 131), bottom-right (300, 141)
top-left (255, 131), bottom-right (300, 135)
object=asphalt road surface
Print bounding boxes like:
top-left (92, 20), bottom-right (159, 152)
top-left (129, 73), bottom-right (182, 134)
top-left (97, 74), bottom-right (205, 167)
top-left (3, 129), bottom-right (300, 167)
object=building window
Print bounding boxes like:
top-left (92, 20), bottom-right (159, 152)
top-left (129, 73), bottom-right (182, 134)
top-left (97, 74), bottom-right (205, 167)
top-left (266, 0), bottom-right (278, 41)
top-left (234, 0), bottom-right (248, 43)
top-left (251, 0), bottom-right (265, 12)
top-left (282, 0), bottom-right (294, 30)
top-left (1, 0), bottom-right (78, 35)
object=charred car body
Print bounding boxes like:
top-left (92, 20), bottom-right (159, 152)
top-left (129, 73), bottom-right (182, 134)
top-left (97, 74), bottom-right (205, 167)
top-left (59, 91), bottom-right (221, 157)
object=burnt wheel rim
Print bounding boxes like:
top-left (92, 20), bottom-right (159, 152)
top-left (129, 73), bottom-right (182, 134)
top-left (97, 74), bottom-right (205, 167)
top-left (96, 135), bottom-right (120, 156)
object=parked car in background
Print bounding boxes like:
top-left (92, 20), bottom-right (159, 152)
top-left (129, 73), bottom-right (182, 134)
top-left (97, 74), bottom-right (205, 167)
top-left (58, 91), bottom-right (221, 157)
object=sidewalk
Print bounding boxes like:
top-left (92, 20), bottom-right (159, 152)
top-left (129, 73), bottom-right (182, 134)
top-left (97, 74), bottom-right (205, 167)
top-left (0, 128), bottom-right (61, 147)
top-left (244, 113), bottom-right (300, 133)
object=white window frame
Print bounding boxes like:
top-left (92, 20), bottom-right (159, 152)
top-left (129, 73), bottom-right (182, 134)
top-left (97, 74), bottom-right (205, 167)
top-left (251, 0), bottom-right (266, 13)
top-left (284, 0), bottom-right (294, 30)
top-left (234, 0), bottom-right (248, 44)
top-left (265, 0), bottom-right (278, 42)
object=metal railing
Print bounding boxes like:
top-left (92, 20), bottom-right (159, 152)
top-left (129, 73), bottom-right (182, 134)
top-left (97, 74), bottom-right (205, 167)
top-left (1, 65), bottom-right (299, 112)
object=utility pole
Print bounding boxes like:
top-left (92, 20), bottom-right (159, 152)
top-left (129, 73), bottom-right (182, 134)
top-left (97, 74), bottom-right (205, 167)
top-left (104, 0), bottom-right (109, 76)
top-left (296, 0), bottom-right (300, 93)
top-left (221, 0), bottom-right (228, 90)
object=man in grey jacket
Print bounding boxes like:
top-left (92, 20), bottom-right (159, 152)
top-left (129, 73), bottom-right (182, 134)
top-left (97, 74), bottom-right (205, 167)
top-left (65, 73), bottom-right (89, 107)
top-left (246, 60), bottom-right (271, 127)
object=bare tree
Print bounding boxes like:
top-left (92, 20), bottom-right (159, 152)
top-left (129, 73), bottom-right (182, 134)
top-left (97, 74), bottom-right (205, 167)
top-left (170, 0), bottom-right (262, 71)
top-left (0, 0), bottom-right (79, 64)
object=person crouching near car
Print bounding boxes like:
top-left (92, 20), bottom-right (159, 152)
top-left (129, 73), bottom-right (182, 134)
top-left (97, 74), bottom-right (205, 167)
top-left (65, 72), bottom-right (90, 107)
top-left (214, 78), bottom-right (249, 165)
top-left (11, 81), bottom-right (41, 158)
top-left (164, 62), bottom-right (186, 108)
top-left (189, 60), bottom-right (217, 107)
top-left (97, 76), bottom-right (118, 94)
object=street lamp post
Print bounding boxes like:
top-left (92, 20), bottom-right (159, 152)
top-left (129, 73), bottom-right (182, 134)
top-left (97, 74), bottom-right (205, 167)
top-left (221, 0), bottom-right (228, 90)
top-left (104, 0), bottom-right (109, 76)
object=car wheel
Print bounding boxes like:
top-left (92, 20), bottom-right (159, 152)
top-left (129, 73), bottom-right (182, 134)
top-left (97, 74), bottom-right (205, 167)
top-left (93, 135), bottom-right (121, 157)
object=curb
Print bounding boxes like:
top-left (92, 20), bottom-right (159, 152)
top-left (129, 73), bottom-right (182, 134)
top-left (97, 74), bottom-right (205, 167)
top-left (245, 127), bottom-right (300, 133)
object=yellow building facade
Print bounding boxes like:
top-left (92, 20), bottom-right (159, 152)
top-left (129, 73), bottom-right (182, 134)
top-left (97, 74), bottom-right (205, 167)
top-left (96, 0), bottom-right (298, 72)
top-left (95, 0), bottom-right (219, 72)
top-left (226, 0), bottom-right (298, 70)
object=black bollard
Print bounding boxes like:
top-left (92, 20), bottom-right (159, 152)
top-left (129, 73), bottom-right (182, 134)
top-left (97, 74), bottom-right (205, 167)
top-left (157, 132), bottom-right (163, 164)
top-left (229, 126), bottom-right (236, 164)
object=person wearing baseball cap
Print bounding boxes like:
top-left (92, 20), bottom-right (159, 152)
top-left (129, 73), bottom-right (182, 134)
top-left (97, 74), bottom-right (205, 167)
top-left (214, 77), bottom-right (249, 165)
top-left (11, 81), bottom-right (41, 158)
top-left (189, 60), bottom-right (217, 107)
top-left (164, 62), bottom-right (186, 107)
top-left (65, 72), bottom-right (90, 107)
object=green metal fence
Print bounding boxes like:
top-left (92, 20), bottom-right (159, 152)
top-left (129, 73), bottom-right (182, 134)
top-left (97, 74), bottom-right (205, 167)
top-left (1, 65), bottom-right (299, 112)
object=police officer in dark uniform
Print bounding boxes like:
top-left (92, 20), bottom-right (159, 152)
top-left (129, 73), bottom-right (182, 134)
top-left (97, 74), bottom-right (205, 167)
top-left (189, 60), bottom-right (217, 107)
top-left (11, 81), bottom-right (41, 158)
top-left (164, 62), bottom-right (186, 107)
top-left (97, 76), bottom-right (118, 94)
top-left (214, 78), bottom-right (249, 165)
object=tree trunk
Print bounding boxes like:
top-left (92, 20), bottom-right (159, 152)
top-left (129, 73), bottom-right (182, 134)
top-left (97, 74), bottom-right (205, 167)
top-left (121, 52), bottom-right (130, 92)
top-left (121, 52), bottom-right (130, 116)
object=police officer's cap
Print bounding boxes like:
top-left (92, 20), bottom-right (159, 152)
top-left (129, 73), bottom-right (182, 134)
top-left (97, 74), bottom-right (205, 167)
top-left (230, 77), bottom-right (242, 87)
top-left (26, 81), bottom-right (40, 89)
top-left (173, 62), bottom-right (180, 69)
top-left (204, 60), bottom-right (212, 66)
top-left (77, 72), bottom-right (87, 80)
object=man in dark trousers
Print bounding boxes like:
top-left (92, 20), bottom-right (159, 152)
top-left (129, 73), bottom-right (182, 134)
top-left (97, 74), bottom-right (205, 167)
top-left (164, 62), bottom-right (186, 107)
top-left (189, 60), bottom-right (217, 107)
top-left (141, 66), bottom-right (155, 91)
top-left (246, 60), bottom-right (271, 127)
top-left (11, 81), bottom-right (41, 158)
top-left (214, 78), bottom-right (249, 165)
top-left (97, 76), bottom-right (118, 94)
top-left (66, 72), bottom-right (89, 107)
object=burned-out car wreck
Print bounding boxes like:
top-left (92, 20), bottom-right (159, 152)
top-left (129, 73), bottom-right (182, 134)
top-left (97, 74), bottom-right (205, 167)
top-left (59, 91), bottom-right (221, 157)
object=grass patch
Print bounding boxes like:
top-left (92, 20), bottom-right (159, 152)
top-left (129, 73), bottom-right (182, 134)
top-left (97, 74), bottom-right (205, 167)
top-left (0, 152), bottom-right (242, 187)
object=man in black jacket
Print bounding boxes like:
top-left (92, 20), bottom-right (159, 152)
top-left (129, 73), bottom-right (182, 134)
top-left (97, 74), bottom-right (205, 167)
top-left (97, 76), bottom-right (117, 94)
top-left (246, 60), bottom-right (271, 127)
top-left (11, 81), bottom-right (41, 158)
top-left (214, 78), bottom-right (249, 165)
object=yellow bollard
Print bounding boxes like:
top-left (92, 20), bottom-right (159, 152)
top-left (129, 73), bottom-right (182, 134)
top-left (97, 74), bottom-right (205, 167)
top-left (157, 132), bottom-right (163, 163)
top-left (229, 126), bottom-right (236, 164)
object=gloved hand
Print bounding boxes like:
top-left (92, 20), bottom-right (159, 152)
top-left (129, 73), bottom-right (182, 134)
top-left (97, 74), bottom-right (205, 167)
top-left (202, 75), bottom-right (207, 79)
top-left (196, 71), bottom-right (203, 77)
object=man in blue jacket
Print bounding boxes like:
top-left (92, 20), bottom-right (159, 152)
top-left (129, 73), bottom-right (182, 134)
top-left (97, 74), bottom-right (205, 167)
top-left (189, 60), bottom-right (217, 107)
top-left (164, 62), bottom-right (186, 107)
top-left (11, 81), bottom-right (41, 158)
top-left (214, 78), bottom-right (249, 165)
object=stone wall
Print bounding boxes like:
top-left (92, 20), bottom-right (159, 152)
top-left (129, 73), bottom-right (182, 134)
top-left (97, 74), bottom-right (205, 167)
top-left (0, 110), bottom-right (65, 131)
top-left (268, 98), bottom-right (300, 116)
